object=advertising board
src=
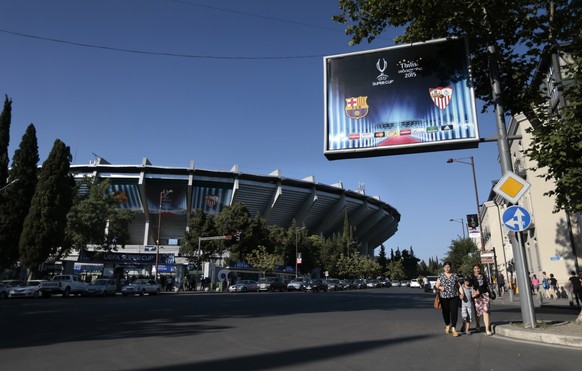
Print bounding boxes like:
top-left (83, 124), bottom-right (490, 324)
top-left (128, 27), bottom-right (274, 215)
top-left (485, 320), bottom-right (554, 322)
top-left (324, 37), bottom-right (479, 159)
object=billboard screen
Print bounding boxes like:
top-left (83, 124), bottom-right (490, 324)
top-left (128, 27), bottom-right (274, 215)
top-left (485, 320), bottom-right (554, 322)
top-left (324, 37), bottom-right (479, 160)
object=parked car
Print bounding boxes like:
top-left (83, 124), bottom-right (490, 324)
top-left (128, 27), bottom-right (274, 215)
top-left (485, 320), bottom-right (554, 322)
top-left (1, 280), bottom-right (26, 299)
top-left (305, 279), bottom-right (328, 292)
top-left (85, 279), bottom-right (117, 296)
top-left (366, 279), bottom-right (381, 288)
top-left (8, 280), bottom-right (45, 298)
top-left (410, 279), bottom-right (422, 288)
top-left (326, 278), bottom-right (342, 291)
top-left (339, 279), bottom-right (354, 290)
top-left (400, 280), bottom-right (411, 287)
top-left (121, 279), bottom-right (161, 296)
top-left (377, 277), bottom-right (391, 287)
top-left (391, 280), bottom-right (401, 287)
top-left (353, 279), bottom-right (367, 289)
top-left (228, 280), bottom-right (258, 293)
top-left (257, 277), bottom-right (285, 292)
top-left (287, 277), bottom-right (311, 291)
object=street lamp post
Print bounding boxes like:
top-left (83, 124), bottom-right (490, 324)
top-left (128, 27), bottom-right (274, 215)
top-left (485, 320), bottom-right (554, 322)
top-left (295, 227), bottom-right (306, 278)
top-left (446, 156), bottom-right (485, 251)
top-left (155, 188), bottom-right (173, 281)
top-left (449, 218), bottom-right (466, 239)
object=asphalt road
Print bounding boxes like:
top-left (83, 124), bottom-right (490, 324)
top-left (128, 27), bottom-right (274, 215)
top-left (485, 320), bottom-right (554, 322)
top-left (1, 288), bottom-right (580, 370)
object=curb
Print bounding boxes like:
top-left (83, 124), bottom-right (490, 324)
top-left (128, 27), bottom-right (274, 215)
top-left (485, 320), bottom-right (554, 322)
top-left (492, 323), bottom-right (582, 349)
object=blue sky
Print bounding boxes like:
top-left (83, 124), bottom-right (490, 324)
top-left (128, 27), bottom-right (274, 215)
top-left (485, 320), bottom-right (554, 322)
top-left (0, 0), bottom-right (505, 263)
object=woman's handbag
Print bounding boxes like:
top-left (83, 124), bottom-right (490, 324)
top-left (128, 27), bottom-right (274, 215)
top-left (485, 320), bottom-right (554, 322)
top-left (434, 293), bottom-right (441, 309)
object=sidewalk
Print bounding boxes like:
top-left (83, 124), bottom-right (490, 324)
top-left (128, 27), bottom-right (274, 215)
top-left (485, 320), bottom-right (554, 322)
top-left (491, 291), bottom-right (582, 348)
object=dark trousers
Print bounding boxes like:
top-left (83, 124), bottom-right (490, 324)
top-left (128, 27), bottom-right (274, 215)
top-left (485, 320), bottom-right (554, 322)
top-left (440, 296), bottom-right (459, 328)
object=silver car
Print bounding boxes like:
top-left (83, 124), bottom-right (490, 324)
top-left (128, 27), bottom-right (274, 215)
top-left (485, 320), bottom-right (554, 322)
top-left (8, 280), bottom-right (45, 298)
top-left (228, 280), bottom-right (258, 293)
top-left (286, 277), bottom-right (311, 291)
top-left (121, 279), bottom-right (161, 296)
top-left (0, 280), bottom-right (26, 299)
top-left (86, 278), bottom-right (117, 296)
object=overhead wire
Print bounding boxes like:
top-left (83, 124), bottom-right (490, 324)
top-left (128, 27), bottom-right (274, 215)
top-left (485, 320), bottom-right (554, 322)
top-left (0, 1), bottom-right (349, 61)
top-left (0, 28), bottom-right (328, 60)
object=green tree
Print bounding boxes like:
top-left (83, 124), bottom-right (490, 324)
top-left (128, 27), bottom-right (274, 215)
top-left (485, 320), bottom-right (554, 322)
top-left (386, 259), bottom-right (406, 281)
top-left (318, 232), bottom-right (342, 277)
top-left (0, 124), bottom-right (39, 270)
top-left (377, 244), bottom-right (387, 274)
top-left (525, 43), bottom-right (582, 214)
top-left (401, 247), bottom-right (420, 279)
top-left (428, 257), bottom-right (442, 275)
top-left (19, 139), bottom-right (75, 276)
top-left (181, 208), bottom-right (220, 266)
top-left (268, 224), bottom-right (292, 266)
top-left (214, 202), bottom-right (253, 262)
top-left (245, 245), bottom-right (283, 277)
top-left (444, 238), bottom-right (480, 276)
top-left (64, 176), bottom-right (134, 253)
top-left (418, 260), bottom-right (429, 276)
top-left (0, 95), bottom-right (12, 189)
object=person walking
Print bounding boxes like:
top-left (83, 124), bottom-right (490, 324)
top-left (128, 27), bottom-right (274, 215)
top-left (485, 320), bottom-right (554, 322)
top-left (470, 264), bottom-right (493, 336)
top-left (548, 273), bottom-right (558, 299)
top-left (568, 271), bottom-right (582, 307)
top-left (497, 273), bottom-right (505, 296)
top-left (541, 272), bottom-right (550, 299)
top-left (435, 261), bottom-right (461, 337)
top-left (531, 274), bottom-right (540, 294)
top-left (459, 277), bottom-right (475, 335)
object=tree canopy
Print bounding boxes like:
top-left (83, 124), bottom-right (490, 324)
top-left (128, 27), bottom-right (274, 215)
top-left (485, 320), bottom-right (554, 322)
top-left (19, 139), bottom-right (74, 275)
top-left (0, 124), bottom-right (39, 270)
top-left (333, 0), bottom-right (580, 116)
top-left (333, 0), bottom-right (582, 215)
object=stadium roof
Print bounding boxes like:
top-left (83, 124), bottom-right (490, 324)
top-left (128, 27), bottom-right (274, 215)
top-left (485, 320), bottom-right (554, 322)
top-left (71, 157), bottom-right (400, 251)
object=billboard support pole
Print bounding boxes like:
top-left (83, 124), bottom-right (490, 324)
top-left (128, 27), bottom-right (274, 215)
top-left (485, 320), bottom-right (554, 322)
top-left (487, 32), bottom-right (536, 327)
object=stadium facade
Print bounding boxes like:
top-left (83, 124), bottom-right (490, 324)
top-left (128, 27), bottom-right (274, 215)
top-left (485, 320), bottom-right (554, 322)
top-left (67, 157), bottom-right (400, 279)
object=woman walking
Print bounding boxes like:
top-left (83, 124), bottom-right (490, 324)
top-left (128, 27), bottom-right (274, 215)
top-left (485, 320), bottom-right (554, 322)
top-left (435, 261), bottom-right (461, 337)
top-left (471, 264), bottom-right (493, 336)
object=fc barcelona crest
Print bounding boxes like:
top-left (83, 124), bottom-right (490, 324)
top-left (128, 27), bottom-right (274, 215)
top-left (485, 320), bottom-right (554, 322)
top-left (429, 86), bottom-right (453, 110)
top-left (344, 96), bottom-right (369, 120)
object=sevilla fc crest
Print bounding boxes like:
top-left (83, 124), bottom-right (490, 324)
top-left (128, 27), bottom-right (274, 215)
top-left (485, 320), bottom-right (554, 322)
top-left (429, 86), bottom-right (453, 110)
top-left (345, 96), bottom-right (369, 120)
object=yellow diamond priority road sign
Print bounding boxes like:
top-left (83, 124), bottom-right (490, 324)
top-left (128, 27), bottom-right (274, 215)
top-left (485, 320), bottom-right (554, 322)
top-left (493, 171), bottom-right (531, 204)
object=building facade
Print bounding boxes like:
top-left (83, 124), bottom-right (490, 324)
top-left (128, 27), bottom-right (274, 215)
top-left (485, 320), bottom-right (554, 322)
top-left (481, 47), bottom-right (581, 290)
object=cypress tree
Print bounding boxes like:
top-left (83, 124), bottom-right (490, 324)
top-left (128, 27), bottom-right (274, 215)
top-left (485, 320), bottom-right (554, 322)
top-left (0, 124), bottom-right (39, 270)
top-left (0, 95), bottom-right (12, 189)
top-left (19, 139), bottom-right (74, 276)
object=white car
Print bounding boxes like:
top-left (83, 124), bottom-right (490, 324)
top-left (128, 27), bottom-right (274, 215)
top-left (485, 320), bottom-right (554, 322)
top-left (86, 279), bottom-right (117, 296)
top-left (228, 280), bottom-right (258, 293)
top-left (287, 278), bottom-right (311, 291)
top-left (8, 280), bottom-right (46, 298)
top-left (121, 279), bottom-right (161, 296)
top-left (410, 280), bottom-right (421, 288)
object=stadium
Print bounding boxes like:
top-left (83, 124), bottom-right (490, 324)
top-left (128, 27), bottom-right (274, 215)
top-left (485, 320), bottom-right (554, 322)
top-left (66, 157), bottom-right (401, 282)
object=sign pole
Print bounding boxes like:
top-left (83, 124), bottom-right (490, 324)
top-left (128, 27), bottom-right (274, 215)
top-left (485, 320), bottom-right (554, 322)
top-left (511, 232), bottom-right (537, 328)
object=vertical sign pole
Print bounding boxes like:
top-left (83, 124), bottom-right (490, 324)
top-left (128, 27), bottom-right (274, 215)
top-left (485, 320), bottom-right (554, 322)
top-left (510, 231), bottom-right (537, 328)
